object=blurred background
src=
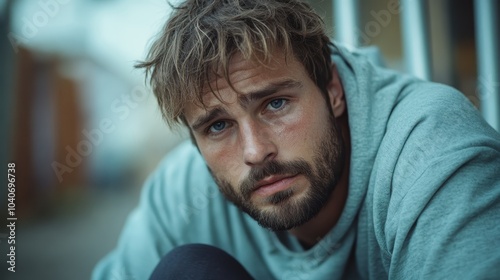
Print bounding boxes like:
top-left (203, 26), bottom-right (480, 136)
top-left (0, 0), bottom-right (497, 279)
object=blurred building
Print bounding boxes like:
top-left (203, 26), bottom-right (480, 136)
top-left (4, 0), bottom-right (188, 211)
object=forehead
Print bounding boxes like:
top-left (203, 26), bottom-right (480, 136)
top-left (183, 51), bottom-right (309, 121)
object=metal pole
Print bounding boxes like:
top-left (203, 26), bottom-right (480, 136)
top-left (474, 0), bottom-right (500, 131)
top-left (333, 0), bottom-right (360, 48)
top-left (400, 0), bottom-right (432, 80)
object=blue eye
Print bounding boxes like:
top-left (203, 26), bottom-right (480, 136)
top-left (209, 121), bottom-right (226, 133)
top-left (268, 99), bottom-right (285, 110)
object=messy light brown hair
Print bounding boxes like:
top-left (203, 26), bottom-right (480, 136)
top-left (136, 0), bottom-right (333, 127)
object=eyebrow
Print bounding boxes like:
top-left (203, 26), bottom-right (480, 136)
top-left (190, 79), bottom-right (302, 132)
top-left (238, 79), bottom-right (302, 108)
top-left (191, 107), bottom-right (227, 132)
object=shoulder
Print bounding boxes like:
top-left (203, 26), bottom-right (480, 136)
top-left (377, 81), bottom-right (500, 197)
top-left (142, 140), bottom-right (225, 227)
top-left (370, 83), bottom-right (500, 278)
top-left (384, 83), bottom-right (500, 177)
top-left (370, 80), bottom-right (500, 242)
top-left (155, 140), bottom-right (208, 182)
top-left (391, 82), bottom-right (480, 127)
top-left (143, 140), bottom-right (214, 205)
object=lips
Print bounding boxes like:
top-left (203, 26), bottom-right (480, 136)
top-left (253, 174), bottom-right (298, 196)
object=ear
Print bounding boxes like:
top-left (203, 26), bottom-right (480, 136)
top-left (326, 64), bottom-right (346, 118)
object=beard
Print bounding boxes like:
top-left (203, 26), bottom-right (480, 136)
top-left (209, 114), bottom-right (345, 231)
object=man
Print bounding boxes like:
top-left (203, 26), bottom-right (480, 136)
top-left (93, 0), bottom-right (500, 279)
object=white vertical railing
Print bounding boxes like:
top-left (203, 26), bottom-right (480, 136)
top-left (332, 0), bottom-right (498, 130)
top-left (400, 0), bottom-right (432, 80)
top-left (333, 0), bottom-right (360, 48)
top-left (474, 0), bottom-right (500, 131)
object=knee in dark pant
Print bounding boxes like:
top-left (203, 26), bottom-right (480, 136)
top-left (150, 244), bottom-right (253, 280)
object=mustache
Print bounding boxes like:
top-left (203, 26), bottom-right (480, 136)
top-left (240, 159), bottom-right (312, 199)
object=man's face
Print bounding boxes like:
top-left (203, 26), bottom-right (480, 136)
top-left (184, 52), bottom-right (345, 231)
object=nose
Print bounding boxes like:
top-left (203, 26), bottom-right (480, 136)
top-left (240, 121), bottom-right (277, 166)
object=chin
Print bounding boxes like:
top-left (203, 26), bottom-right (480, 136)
top-left (249, 189), bottom-right (323, 231)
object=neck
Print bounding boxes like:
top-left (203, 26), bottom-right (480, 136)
top-left (288, 114), bottom-right (351, 248)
